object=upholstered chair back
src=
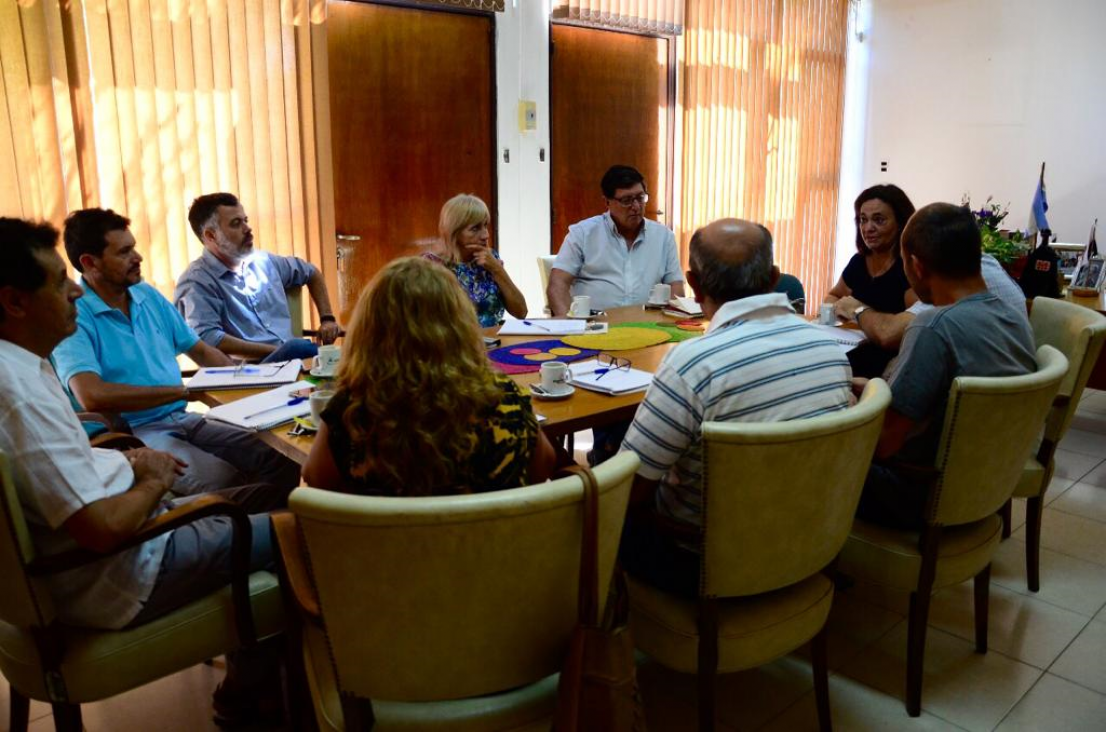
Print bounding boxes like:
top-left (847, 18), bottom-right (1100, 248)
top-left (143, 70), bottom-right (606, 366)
top-left (931, 345), bottom-right (1067, 526)
top-left (699, 379), bottom-right (890, 598)
top-left (1029, 298), bottom-right (1106, 443)
top-left (290, 452), bottom-right (637, 703)
top-left (0, 451), bottom-right (56, 629)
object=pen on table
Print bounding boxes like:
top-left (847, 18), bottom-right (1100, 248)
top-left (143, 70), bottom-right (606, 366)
top-left (244, 396), bottom-right (308, 421)
top-left (522, 320), bottom-right (551, 332)
top-left (205, 366), bottom-right (261, 374)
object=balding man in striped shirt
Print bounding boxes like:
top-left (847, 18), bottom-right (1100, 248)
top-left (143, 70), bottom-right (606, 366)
top-left (619, 218), bottom-right (854, 596)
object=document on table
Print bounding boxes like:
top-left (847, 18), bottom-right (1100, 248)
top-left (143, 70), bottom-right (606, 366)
top-left (205, 381), bottom-right (315, 430)
top-left (186, 359), bottom-right (303, 390)
top-left (569, 359), bottom-right (654, 396)
top-left (809, 324), bottom-right (867, 351)
top-left (497, 319), bottom-right (608, 336)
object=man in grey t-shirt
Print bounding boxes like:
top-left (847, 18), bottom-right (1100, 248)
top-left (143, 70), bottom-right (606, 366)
top-left (855, 203), bottom-right (1037, 529)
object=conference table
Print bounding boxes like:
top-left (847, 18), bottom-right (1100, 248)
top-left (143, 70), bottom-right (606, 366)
top-left (1064, 290), bottom-right (1106, 390)
top-left (195, 305), bottom-right (693, 464)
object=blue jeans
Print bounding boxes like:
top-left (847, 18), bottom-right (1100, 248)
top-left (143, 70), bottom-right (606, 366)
top-left (261, 338), bottom-right (317, 363)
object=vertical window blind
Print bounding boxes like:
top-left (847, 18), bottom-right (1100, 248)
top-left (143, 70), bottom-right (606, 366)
top-left (552, 0), bottom-right (685, 35)
top-left (0, 0), bottom-right (329, 301)
top-left (677, 0), bottom-right (849, 308)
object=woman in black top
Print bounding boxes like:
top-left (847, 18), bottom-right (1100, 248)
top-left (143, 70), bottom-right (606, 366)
top-left (823, 184), bottom-right (918, 377)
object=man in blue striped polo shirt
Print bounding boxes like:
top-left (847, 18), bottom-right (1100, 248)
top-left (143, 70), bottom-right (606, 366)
top-left (620, 218), bottom-right (854, 596)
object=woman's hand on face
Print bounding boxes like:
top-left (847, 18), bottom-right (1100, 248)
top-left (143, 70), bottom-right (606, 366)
top-left (466, 244), bottom-right (503, 274)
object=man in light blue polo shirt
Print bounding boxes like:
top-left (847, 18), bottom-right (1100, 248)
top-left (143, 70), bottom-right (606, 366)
top-left (174, 192), bottom-right (341, 363)
top-left (547, 165), bottom-right (685, 316)
top-left (53, 208), bottom-right (300, 496)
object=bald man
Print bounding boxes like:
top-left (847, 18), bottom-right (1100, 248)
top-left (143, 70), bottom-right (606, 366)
top-left (619, 218), bottom-right (854, 596)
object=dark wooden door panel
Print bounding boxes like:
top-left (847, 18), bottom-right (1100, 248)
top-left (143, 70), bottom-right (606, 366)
top-left (550, 24), bottom-right (669, 253)
top-left (328, 1), bottom-right (495, 316)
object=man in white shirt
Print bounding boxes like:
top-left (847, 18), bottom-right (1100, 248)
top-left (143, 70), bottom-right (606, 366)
top-left (0, 217), bottom-right (287, 725)
top-left (547, 165), bottom-right (685, 316)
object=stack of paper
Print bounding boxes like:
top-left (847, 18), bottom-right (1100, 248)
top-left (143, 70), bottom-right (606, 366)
top-left (663, 296), bottom-right (704, 318)
top-left (205, 381), bottom-right (315, 430)
top-left (497, 320), bottom-right (609, 336)
top-left (570, 359), bottom-right (654, 396)
top-left (186, 360), bottom-right (303, 390)
top-left (809, 323), bottom-right (867, 351)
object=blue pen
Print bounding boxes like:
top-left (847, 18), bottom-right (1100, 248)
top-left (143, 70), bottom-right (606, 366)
top-left (522, 320), bottom-right (551, 332)
top-left (205, 367), bottom-right (262, 374)
top-left (244, 396), bottom-right (308, 421)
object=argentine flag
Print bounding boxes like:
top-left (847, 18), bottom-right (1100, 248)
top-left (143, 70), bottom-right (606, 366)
top-left (1028, 169), bottom-right (1050, 235)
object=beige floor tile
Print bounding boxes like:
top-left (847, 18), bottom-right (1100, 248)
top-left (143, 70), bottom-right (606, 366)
top-left (1050, 620), bottom-right (1106, 695)
top-left (927, 581), bottom-right (1090, 669)
top-left (760, 674), bottom-right (966, 732)
top-left (637, 660), bottom-right (739, 732)
top-left (76, 663), bottom-right (224, 732)
top-left (818, 591), bottom-right (904, 671)
top-left (991, 537), bottom-right (1106, 617)
top-left (0, 679), bottom-right (52, 724)
top-left (1057, 428), bottom-right (1106, 458)
top-left (1069, 412), bottom-right (1106, 434)
top-left (1053, 449), bottom-right (1103, 482)
top-left (841, 580), bottom-right (913, 616)
top-left (995, 673), bottom-right (1106, 731)
top-left (1011, 508), bottom-right (1106, 566)
top-left (840, 623), bottom-right (1042, 732)
top-left (1051, 481), bottom-right (1106, 524)
top-left (1075, 458), bottom-right (1106, 489)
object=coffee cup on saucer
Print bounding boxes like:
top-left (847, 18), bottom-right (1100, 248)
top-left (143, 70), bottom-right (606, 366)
top-left (540, 361), bottom-right (573, 395)
top-left (569, 295), bottom-right (591, 318)
top-left (309, 389), bottom-right (335, 427)
top-left (314, 345), bottom-right (341, 376)
top-left (649, 283), bottom-right (672, 305)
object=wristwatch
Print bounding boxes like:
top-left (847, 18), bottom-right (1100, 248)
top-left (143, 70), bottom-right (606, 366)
top-left (320, 314), bottom-right (337, 323)
top-left (853, 305), bottom-right (870, 323)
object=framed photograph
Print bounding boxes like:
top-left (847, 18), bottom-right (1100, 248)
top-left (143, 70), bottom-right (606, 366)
top-left (1070, 256), bottom-right (1106, 294)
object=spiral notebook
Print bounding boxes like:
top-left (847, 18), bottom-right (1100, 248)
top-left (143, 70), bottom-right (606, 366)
top-left (205, 381), bottom-right (315, 431)
top-left (186, 360), bottom-right (302, 391)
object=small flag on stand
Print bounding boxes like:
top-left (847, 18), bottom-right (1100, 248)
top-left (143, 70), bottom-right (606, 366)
top-left (1028, 162), bottom-right (1050, 238)
top-left (1089, 219), bottom-right (1098, 260)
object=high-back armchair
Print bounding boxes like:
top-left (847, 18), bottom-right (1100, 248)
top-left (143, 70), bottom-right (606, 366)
top-left (1004, 297), bottom-right (1106, 590)
top-left (840, 345), bottom-right (1068, 717)
top-left (627, 380), bottom-right (892, 731)
top-left (279, 452), bottom-right (638, 730)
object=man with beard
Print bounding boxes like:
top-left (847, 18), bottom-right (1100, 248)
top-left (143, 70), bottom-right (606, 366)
top-left (175, 192), bottom-right (340, 362)
top-left (52, 208), bottom-right (300, 495)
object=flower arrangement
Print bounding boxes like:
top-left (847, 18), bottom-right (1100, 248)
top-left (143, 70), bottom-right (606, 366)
top-left (961, 195), bottom-right (1029, 264)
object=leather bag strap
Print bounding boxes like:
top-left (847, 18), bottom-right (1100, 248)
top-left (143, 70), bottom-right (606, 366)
top-left (560, 464), bottom-right (601, 627)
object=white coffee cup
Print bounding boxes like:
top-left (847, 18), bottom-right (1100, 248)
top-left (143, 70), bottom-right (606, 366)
top-left (309, 389), bottom-right (335, 427)
top-left (540, 361), bottom-right (573, 394)
top-left (569, 295), bottom-right (591, 318)
top-left (819, 303), bottom-right (836, 325)
top-left (649, 283), bottom-right (671, 304)
top-left (316, 344), bottom-right (341, 373)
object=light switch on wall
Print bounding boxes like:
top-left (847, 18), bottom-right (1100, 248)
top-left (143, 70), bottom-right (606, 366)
top-left (518, 100), bottom-right (537, 132)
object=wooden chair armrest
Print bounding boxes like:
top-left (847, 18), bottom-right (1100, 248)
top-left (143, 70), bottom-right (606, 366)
top-left (28, 495), bottom-right (259, 646)
top-left (272, 512), bottom-right (321, 621)
top-left (89, 432), bottom-right (145, 450)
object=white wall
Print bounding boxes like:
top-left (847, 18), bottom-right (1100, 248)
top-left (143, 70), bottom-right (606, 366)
top-left (494, 0), bottom-right (553, 314)
top-left (845, 0), bottom-right (1106, 261)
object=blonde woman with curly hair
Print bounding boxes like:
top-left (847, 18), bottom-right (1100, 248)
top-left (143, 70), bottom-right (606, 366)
top-left (423, 193), bottom-right (528, 326)
top-left (303, 256), bottom-right (555, 495)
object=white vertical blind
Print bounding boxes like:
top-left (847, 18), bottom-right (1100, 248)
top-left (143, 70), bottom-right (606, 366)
top-left (552, 0), bottom-right (685, 35)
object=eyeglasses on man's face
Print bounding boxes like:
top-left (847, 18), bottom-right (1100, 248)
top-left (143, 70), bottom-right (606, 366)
top-left (609, 193), bottom-right (649, 208)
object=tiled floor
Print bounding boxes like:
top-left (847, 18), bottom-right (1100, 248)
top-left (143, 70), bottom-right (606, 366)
top-left (6, 392), bottom-right (1106, 731)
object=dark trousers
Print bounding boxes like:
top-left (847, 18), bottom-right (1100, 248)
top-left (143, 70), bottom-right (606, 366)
top-left (855, 462), bottom-right (930, 530)
top-left (618, 509), bottom-right (701, 599)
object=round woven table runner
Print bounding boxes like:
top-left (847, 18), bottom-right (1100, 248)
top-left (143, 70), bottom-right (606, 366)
top-left (562, 327), bottom-right (672, 351)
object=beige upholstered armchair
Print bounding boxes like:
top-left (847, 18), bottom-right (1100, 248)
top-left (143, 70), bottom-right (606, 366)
top-left (839, 345), bottom-right (1068, 717)
top-left (0, 450), bottom-right (286, 732)
top-left (627, 379), bottom-right (892, 732)
top-left (1001, 297), bottom-right (1106, 591)
top-left (274, 452), bottom-right (638, 731)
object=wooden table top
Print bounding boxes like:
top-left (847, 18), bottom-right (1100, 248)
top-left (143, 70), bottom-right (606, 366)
top-left (197, 304), bottom-right (700, 463)
top-left (1065, 290), bottom-right (1106, 314)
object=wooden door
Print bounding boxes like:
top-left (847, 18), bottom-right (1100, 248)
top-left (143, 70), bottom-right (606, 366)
top-left (327, 1), bottom-right (496, 317)
top-left (550, 24), bottom-right (671, 253)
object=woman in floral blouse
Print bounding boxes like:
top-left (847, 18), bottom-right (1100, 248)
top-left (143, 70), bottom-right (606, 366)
top-left (423, 194), bottom-right (528, 327)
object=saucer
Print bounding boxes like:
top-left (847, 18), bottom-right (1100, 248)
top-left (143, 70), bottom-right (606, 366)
top-left (647, 298), bottom-right (669, 307)
top-left (529, 384), bottom-right (575, 401)
top-left (310, 365), bottom-right (337, 378)
top-left (290, 416), bottom-right (318, 434)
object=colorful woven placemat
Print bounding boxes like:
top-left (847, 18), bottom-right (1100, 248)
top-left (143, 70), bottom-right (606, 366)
top-left (562, 327), bottom-right (672, 351)
top-left (487, 339), bottom-right (601, 374)
top-left (615, 321), bottom-right (705, 342)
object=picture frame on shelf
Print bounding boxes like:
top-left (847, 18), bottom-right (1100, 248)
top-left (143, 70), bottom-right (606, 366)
top-left (1069, 256), bottom-right (1106, 295)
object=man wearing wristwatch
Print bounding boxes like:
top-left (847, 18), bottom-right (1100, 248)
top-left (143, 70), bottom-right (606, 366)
top-left (175, 192), bottom-right (341, 363)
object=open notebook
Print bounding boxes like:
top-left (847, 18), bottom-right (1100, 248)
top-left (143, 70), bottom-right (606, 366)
top-left (569, 359), bottom-right (654, 396)
top-left (809, 323), bottom-right (867, 351)
top-left (186, 360), bottom-right (302, 391)
top-left (205, 381), bottom-right (315, 431)
top-left (497, 319), bottom-right (609, 336)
